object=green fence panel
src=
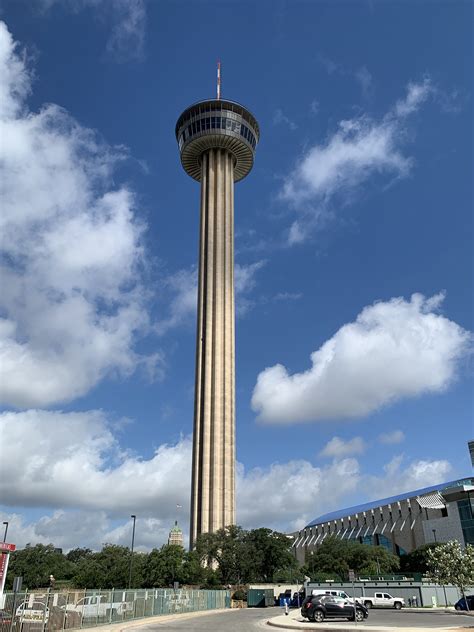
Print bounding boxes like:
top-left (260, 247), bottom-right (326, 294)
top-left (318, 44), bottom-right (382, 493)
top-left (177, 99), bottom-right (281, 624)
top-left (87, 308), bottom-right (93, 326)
top-left (1, 588), bottom-right (230, 631)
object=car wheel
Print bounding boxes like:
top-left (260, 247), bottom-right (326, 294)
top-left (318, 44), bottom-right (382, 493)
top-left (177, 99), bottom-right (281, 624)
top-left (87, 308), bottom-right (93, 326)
top-left (394, 602), bottom-right (402, 610)
top-left (314, 610), bottom-right (325, 623)
top-left (455, 605), bottom-right (462, 611)
top-left (355, 610), bottom-right (364, 622)
top-left (364, 601), bottom-right (372, 609)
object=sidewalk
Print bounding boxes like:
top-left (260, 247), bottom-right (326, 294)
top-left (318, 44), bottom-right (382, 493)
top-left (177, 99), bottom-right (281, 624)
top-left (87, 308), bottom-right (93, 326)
top-left (266, 608), bottom-right (472, 631)
top-left (79, 608), bottom-right (236, 632)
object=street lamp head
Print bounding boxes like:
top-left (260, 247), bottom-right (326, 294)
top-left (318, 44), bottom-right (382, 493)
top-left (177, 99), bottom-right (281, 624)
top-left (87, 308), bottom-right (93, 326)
top-left (131, 514), bottom-right (136, 519)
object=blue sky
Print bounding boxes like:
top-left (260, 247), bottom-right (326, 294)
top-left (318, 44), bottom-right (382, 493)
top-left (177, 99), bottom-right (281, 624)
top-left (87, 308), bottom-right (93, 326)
top-left (0, 0), bottom-right (472, 551)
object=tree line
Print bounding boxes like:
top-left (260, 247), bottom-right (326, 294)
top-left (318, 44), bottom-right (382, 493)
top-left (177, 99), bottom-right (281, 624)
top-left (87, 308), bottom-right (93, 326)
top-left (4, 526), bottom-right (303, 590)
top-left (6, 526), bottom-right (451, 591)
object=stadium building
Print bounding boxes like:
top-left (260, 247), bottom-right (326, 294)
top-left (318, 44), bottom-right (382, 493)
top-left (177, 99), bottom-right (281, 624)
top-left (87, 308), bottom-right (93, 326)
top-left (292, 477), bottom-right (474, 563)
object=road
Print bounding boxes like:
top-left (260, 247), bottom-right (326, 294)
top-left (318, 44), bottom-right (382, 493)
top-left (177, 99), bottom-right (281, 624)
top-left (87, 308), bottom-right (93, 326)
top-left (340, 608), bottom-right (468, 627)
top-left (137, 607), bottom-right (471, 630)
top-left (137, 609), bottom-right (267, 630)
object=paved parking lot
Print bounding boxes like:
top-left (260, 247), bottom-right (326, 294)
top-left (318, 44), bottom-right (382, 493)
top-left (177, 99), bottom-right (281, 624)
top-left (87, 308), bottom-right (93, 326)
top-left (268, 606), bottom-right (474, 629)
top-left (125, 606), bottom-right (473, 631)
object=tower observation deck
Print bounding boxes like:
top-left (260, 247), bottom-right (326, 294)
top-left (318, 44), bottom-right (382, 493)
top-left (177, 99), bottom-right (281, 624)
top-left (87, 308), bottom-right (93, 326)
top-left (176, 98), bottom-right (259, 548)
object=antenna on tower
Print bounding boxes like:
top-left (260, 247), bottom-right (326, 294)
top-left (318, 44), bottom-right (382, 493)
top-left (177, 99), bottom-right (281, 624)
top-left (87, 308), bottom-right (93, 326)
top-left (217, 60), bottom-right (221, 100)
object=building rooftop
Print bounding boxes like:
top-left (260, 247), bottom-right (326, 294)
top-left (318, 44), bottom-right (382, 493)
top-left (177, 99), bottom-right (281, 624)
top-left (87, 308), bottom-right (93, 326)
top-left (169, 520), bottom-right (182, 533)
top-left (305, 477), bottom-right (474, 528)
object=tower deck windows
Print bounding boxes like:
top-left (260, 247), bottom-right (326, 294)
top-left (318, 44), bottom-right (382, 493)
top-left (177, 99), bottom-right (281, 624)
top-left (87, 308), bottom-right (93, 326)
top-left (177, 117), bottom-right (257, 153)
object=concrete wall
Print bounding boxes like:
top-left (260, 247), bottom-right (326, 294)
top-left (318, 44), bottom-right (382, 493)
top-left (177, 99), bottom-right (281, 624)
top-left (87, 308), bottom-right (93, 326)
top-left (422, 502), bottom-right (464, 545)
top-left (306, 581), bottom-right (462, 607)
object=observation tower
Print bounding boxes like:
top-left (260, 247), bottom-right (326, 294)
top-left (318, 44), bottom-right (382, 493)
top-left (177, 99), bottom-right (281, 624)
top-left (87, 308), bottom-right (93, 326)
top-left (176, 66), bottom-right (259, 548)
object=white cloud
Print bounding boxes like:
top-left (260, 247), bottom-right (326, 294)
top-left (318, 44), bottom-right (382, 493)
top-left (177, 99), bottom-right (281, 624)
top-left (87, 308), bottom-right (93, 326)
top-left (35, 0), bottom-right (146, 62)
top-left (0, 22), bottom-right (159, 408)
top-left (395, 77), bottom-right (432, 117)
top-left (252, 292), bottom-right (471, 424)
top-left (237, 457), bottom-right (360, 533)
top-left (273, 108), bottom-right (297, 131)
top-left (378, 430), bottom-right (405, 445)
top-left (0, 409), bottom-right (192, 515)
top-left (0, 510), bottom-right (171, 552)
top-left (354, 65), bottom-right (373, 100)
top-left (366, 454), bottom-right (452, 501)
top-left (273, 292), bottom-right (302, 302)
top-left (0, 408), bottom-right (454, 548)
top-left (281, 78), bottom-right (433, 244)
top-left (105, 0), bottom-right (146, 62)
top-left (319, 436), bottom-right (366, 458)
top-left (155, 267), bottom-right (198, 335)
top-left (310, 100), bottom-right (320, 115)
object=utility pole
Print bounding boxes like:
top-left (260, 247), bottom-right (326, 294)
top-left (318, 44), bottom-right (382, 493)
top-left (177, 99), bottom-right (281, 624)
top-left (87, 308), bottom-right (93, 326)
top-left (128, 515), bottom-right (136, 589)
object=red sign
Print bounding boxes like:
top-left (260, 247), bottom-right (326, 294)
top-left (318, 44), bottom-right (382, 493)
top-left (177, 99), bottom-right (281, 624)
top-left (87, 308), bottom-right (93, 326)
top-left (0, 543), bottom-right (15, 552)
top-left (0, 552), bottom-right (10, 596)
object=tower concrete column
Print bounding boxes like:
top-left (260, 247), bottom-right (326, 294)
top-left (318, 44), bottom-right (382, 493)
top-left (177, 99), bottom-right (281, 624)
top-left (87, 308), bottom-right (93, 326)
top-left (191, 148), bottom-right (235, 544)
top-left (175, 98), bottom-right (259, 549)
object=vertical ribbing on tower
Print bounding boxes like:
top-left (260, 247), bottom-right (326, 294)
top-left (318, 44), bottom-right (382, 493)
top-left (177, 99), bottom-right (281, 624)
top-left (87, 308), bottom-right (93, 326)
top-left (190, 148), bottom-right (235, 547)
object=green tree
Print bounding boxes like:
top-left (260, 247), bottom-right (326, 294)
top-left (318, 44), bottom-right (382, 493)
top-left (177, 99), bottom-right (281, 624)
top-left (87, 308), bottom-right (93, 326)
top-left (304, 536), bottom-right (399, 581)
top-left (427, 541), bottom-right (474, 609)
top-left (66, 548), bottom-right (93, 564)
top-left (144, 545), bottom-right (186, 587)
top-left (356, 544), bottom-right (399, 576)
top-left (400, 543), bottom-right (441, 573)
top-left (72, 544), bottom-right (143, 589)
top-left (72, 557), bottom-right (107, 589)
top-left (181, 550), bottom-right (212, 586)
top-left (245, 528), bottom-right (298, 582)
top-left (6, 544), bottom-right (72, 589)
top-left (194, 525), bottom-right (300, 585)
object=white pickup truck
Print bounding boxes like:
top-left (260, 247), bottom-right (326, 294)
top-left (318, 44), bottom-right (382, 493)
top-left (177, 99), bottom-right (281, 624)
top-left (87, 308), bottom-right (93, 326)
top-left (363, 592), bottom-right (405, 609)
top-left (64, 595), bottom-right (131, 620)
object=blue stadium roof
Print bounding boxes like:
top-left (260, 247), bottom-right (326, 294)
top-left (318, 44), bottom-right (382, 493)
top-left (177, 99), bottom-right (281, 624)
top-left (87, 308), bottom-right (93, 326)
top-left (305, 477), bottom-right (474, 528)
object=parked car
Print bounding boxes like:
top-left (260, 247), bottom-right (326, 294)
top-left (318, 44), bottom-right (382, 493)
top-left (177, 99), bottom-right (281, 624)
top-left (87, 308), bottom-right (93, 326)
top-left (311, 589), bottom-right (358, 604)
top-left (14, 602), bottom-right (69, 632)
top-left (301, 594), bottom-right (369, 622)
top-left (455, 595), bottom-right (474, 611)
top-left (63, 595), bottom-right (131, 620)
top-left (15, 602), bottom-right (49, 624)
top-left (363, 592), bottom-right (405, 609)
top-left (0, 610), bottom-right (13, 632)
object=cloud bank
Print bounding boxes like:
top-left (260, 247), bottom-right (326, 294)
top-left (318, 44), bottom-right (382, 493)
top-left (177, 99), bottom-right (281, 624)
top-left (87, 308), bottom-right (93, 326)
top-left (0, 21), bottom-right (158, 408)
top-left (252, 293), bottom-right (471, 424)
top-left (0, 408), bottom-right (452, 549)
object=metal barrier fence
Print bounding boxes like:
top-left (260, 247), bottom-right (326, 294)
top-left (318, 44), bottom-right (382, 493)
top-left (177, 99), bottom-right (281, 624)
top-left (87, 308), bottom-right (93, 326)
top-left (0, 588), bottom-right (231, 632)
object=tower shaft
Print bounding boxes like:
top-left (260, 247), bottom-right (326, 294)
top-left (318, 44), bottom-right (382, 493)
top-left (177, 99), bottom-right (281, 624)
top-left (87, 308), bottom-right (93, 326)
top-left (190, 148), bottom-right (235, 546)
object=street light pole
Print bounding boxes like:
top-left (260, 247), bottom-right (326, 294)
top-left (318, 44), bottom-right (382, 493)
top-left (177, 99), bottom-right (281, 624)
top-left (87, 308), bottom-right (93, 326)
top-left (128, 515), bottom-right (136, 589)
top-left (2, 522), bottom-right (8, 542)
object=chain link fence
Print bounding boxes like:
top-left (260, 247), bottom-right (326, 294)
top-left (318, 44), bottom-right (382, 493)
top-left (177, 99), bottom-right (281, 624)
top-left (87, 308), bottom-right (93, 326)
top-left (0, 588), bottom-right (230, 632)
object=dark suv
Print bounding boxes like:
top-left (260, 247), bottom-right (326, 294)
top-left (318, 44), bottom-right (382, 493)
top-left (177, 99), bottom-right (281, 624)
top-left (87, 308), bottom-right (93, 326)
top-left (301, 594), bottom-right (369, 623)
top-left (455, 595), bottom-right (474, 611)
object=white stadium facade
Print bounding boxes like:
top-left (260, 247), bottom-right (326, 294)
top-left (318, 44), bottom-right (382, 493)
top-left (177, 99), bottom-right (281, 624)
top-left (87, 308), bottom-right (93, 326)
top-left (292, 477), bottom-right (474, 563)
